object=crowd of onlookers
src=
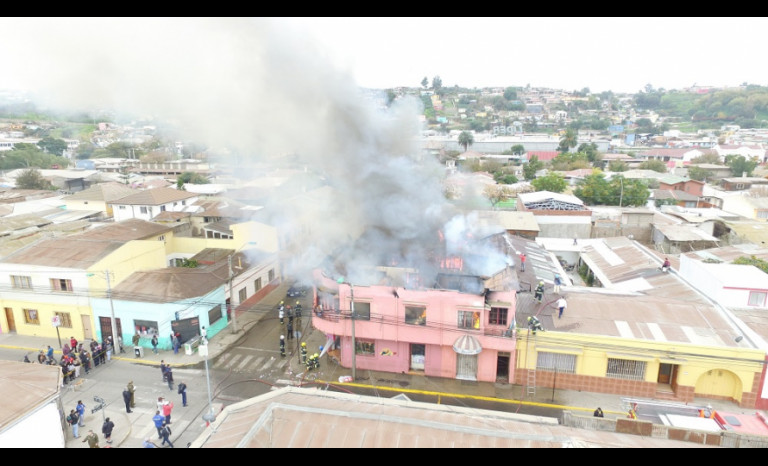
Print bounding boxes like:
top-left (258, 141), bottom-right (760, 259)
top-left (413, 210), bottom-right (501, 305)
top-left (28, 335), bottom-right (125, 385)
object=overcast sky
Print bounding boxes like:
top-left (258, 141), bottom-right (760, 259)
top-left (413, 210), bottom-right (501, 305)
top-left (1, 17), bottom-right (766, 96)
top-left (287, 17), bottom-right (768, 93)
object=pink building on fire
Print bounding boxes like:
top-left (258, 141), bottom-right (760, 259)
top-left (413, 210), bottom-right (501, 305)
top-left (311, 267), bottom-right (518, 383)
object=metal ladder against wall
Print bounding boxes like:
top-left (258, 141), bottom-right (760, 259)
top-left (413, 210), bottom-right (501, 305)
top-left (525, 327), bottom-right (536, 398)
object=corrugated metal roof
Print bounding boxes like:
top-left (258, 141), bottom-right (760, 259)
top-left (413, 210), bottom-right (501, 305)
top-left (0, 361), bottom-right (60, 431)
top-left (62, 182), bottom-right (137, 202)
top-left (110, 187), bottom-right (197, 206)
top-left (189, 387), bottom-right (712, 448)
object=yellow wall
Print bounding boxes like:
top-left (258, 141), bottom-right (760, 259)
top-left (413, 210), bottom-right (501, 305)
top-left (167, 221), bottom-right (278, 255)
top-left (518, 331), bottom-right (765, 396)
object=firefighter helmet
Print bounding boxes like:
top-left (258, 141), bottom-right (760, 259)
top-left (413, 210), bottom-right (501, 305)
top-left (539, 281), bottom-right (544, 285)
top-left (301, 342), bottom-right (306, 347)
top-left (314, 353), bottom-right (319, 358)
top-left (296, 300), bottom-right (300, 305)
top-left (280, 335), bottom-right (284, 340)
top-left (280, 300), bottom-right (284, 305)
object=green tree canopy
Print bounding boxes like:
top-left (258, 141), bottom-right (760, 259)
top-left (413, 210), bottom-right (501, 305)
top-left (503, 87), bottom-right (518, 101)
top-left (687, 165), bottom-right (714, 182)
top-left (510, 144), bottom-right (525, 155)
top-left (574, 174), bottom-right (649, 206)
top-left (557, 128), bottom-right (578, 153)
top-left (458, 131), bottom-right (474, 152)
top-left (638, 159), bottom-right (668, 173)
top-left (15, 168), bottom-right (55, 190)
top-left (421, 77), bottom-right (429, 89)
top-left (37, 137), bottom-right (68, 157)
top-left (608, 160), bottom-right (629, 172)
top-left (725, 154), bottom-right (758, 177)
top-left (523, 155), bottom-right (543, 181)
top-left (531, 172), bottom-right (567, 193)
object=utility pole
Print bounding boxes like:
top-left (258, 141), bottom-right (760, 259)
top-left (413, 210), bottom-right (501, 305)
top-left (228, 255), bottom-right (237, 334)
top-left (619, 177), bottom-right (624, 207)
top-left (105, 270), bottom-right (119, 350)
top-left (350, 284), bottom-right (356, 381)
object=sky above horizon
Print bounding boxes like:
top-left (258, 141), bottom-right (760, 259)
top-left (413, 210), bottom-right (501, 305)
top-left (0, 17), bottom-right (766, 96)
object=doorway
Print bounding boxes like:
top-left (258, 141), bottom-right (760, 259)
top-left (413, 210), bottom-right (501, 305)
top-left (410, 343), bottom-right (425, 371)
top-left (496, 351), bottom-right (510, 382)
top-left (658, 363), bottom-right (676, 385)
top-left (3, 307), bottom-right (15, 333)
top-left (81, 315), bottom-right (93, 340)
top-left (456, 354), bottom-right (478, 381)
top-left (98, 316), bottom-right (123, 341)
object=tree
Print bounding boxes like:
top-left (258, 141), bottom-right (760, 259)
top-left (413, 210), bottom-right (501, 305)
top-left (503, 87), bottom-right (518, 101)
top-left (725, 154), bottom-right (758, 177)
top-left (638, 159), bottom-right (668, 173)
top-left (15, 168), bottom-right (55, 190)
top-left (687, 166), bottom-right (714, 182)
top-left (574, 173), bottom-right (649, 206)
top-left (483, 184), bottom-right (516, 208)
top-left (557, 128), bottom-right (578, 153)
top-left (523, 155), bottom-right (543, 181)
top-left (690, 152), bottom-right (722, 164)
top-left (37, 137), bottom-right (68, 157)
top-left (531, 172), bottom-right (567, 193)
top-left (608, 160), bottom-right (629, 172)
top-left (458, 131), bottom-right (474, 152)
top-left (431, 76), bottom-right (442, 92)
top-left (510, 144), bottom-right (525, 155)
top-left (421, 77), bottom-right (429, 89)
top-left (177, 171), bottom-right (209, 186)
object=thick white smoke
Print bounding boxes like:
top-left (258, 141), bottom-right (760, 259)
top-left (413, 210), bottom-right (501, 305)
top-left (0, 18), bottom-right (502, 287)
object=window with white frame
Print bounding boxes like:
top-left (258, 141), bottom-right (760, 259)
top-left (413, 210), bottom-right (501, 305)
top-left (536, 352), bottom-right (576, 373)
top-left (11, 275), bottom-right (32, 289)
top-left (140, 206), bottom-right (148, 214)
top-left (748, 291), bottom-right (767, 306)
top-left (254, 277), bottom-right (262, 291)
top-left (238, 287), bottom-right (247, 303)
top-left (606, 358), bottom-right (646, 381)
top-left (50, 278), bottom-right (73, 292)
top-left (268, 269), bottom-right (275, 281)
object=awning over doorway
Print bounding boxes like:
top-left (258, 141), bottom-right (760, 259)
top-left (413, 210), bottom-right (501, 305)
top-left (453, 334), bottom-right (482, 355)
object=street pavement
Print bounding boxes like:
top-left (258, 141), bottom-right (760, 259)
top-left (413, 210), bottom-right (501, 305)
top-left (0, 281), bottom-right (761, 447)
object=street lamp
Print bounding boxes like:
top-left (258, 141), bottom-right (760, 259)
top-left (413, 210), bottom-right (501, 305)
top-left (228, 242), bottom-right (257, 334)
top-left (198, 343), bottom-right (216, 426)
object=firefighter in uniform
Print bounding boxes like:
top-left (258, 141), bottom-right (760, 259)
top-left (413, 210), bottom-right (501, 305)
top-left (311, 353), bottom-right (320, 370)
top-left (279, 305), bottom-right (284, 325)
top-left (527, 315), bottom-right (544, 335)
top-left (534, 281), bottom-right (545, 303)
top-left (295, 301), bottom-right (302, 328)
top-left (300, 342), bottom-right (307, 364)
top-left (279, 334), bottom-right (285, 357)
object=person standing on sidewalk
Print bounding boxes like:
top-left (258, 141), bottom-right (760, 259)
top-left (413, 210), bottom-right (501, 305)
top-left (67, 409), bottom-right (80, 439)
top-left (151, 334), bottom-right (159, 354)
top-left (152, 411), bottom-right (165, 438)
top-left (279, 334), bottom-right (286, 357)
top-left (122, 387), bottom-right (133, 413)
top-left (162, 398), bottom-right (174, 425)
top-left (127, 381), bottom-right (136, 409)
top-left (286, 319), bottom-right (294, 340)
top-left (165, 366), bottom-right (175, 391)
top-left (82, 429), bottom-right (99, 448)
top-left (520, 253), bottom-right (526, 272)
top-left (101, 417), bottom-right (115, 445)
top-left (177, 381), bottom-right (188, 407)
top-left (76, 400), bottom-right (86, 427)
top-left (159, 422), bottom-right (174, 448)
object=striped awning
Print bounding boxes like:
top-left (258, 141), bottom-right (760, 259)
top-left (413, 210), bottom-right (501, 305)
top-left (453, 334), bottom-right (482, 355)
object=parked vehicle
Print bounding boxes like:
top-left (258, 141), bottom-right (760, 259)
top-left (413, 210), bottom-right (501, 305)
top-left (286, 285), bottom-right (308, 298)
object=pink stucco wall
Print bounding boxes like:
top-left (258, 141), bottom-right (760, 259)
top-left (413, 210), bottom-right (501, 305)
top-left (312, 272), bottom-right (517, 383)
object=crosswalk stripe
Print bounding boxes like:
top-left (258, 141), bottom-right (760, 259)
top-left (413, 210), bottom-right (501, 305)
top-left (225, 354), bottom-right (243, 369)
top-left (235, 355), bottom-right (255, 371)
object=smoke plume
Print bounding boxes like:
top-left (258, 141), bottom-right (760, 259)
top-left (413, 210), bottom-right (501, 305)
top-left (0, 18), bottom-right (505, 287)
